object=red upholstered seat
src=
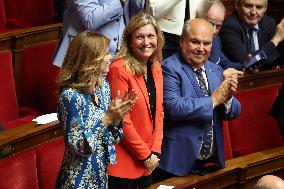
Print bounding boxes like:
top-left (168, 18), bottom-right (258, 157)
top-left (3, 115), bottom-right (36, 130)
top-left (0, 150), bottom-right (39, 189)
top-left (228, 85), bottom-right (283, 157)
top-left (0, 50), bottom-right (40, 130)
top-left (223, 121), bottom-right (233, 160)
top-left (36, 138), bottom-right (64, 189)
top-left (20, 41), bottom-right (59, 114)
top-left (0, 0), bottom-right (5, 30)
top-left (0, 137), bottom-right (64, 189)
top-left (0, 51), bottom-right (19, 123)
top-left (3, 0), bottom-right (56, 29)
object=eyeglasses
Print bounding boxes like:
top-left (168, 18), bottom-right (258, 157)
top-left (208, 20), bottom-right (222, 30)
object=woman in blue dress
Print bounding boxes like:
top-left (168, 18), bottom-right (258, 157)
top-left (55, 31), bottom-right (137, 189)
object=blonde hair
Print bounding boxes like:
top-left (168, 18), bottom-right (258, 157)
top-left (115, 11), bottom-right (164, 76)
top-left (57, 31), bottom-right (110, 92)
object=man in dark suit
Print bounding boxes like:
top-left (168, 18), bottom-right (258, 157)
top-left (153, 19), bottom-right (241, 181)
top-left (220, 0), bottom-right (284, 139)
top-left (219, 0), bottom-right (284, 68)
top-left (203, 0), bottom-right (244, 70)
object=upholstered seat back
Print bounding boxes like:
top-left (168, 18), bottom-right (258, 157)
top-left (4, 0), bottom-right (55, 28)
top-left (0, 51), bottom-right (19, 123)
top-left (229, 85), bottom-right (283, 157)
top-left (20, 41), bottom-right (59, 114)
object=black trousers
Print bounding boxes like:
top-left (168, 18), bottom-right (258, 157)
top-left (151, 168), bottom-right (177, 184)
top-left (108, 175), bottom-right (152, 189)
top-left (151, 156), bottom-right (221, 184)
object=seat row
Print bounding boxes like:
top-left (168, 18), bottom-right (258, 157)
top-left (224, 83), bottom-right (283, 159)
top-left (0, 79), bottom-right (283, 188)
top-left (0, 22), bottom-right (284, 188)
top-left (0, 0), bottom-right (58, 32)
top-left (0, 23), bottom-right (61, 129)
top-left (0, 137), bottom-right (64, 189)
top-left (0, 23), bottom-right (283, 156)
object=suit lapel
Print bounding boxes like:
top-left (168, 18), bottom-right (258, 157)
top-left (237, 15), bottom-right (250, 51)
top-left (151, 63), bottom-right (161, 105)
top-left (204, 62), bottom-right (218, 95)
top-left (257, 21), bottom-right (266, 47)
top-left (133, 75), bottom-right (151, 113)
top-left (180, 59), bottom-right (203, 97)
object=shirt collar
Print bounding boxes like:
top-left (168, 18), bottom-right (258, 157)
top-left (246, 23), bottom-right (259, 31)
top-left (193, 66), bottom-right (205, 72)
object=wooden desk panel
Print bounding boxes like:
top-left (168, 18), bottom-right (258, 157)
top-left (0, 120), bottom-right (62, 159)
top-left (148, 147), bottom-right (284, 189)
top-left (238, 68), bottom-right (284, 90)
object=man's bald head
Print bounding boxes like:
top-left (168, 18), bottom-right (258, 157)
top-left (255, 175), bottom-right (284, 189)
top-left (180, 18), bottom-right (213, 68)
top-left (181, 18), bottom-right (214, 38)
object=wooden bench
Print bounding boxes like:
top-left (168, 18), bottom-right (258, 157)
top-left (147, 146), bottom-right (284, 189)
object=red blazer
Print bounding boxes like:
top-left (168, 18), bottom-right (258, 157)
top-left (107, 58), bottom-right (164, 179)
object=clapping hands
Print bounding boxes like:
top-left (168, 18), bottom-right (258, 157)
top-left (223, 68), bottom-right (244, 80)
top-left (212, 74), bottom-right (239, 107)
top-left (102, 89), bottom-right (138, 127)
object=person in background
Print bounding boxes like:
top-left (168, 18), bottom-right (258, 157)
top-left (53, 0), bottom-right (145, 67)
top-left (54, 0), bottom-right (66, 22)
top-left (201, 0), bottom-right (244, 70)
top-left (219, 0), bottom-right (284, 143)
top-left (153, 19), bottom-right (241, 182)
top-left (219, 0), bottom-right (284, 69)
top-left (146, 0), bottom-right (214, 59)
top-left (107, 12), bottom-right (164, 189)
top-left (55, 31), bottom-right (137, 189)
top-left (254, 175), bottom-right (284, 189)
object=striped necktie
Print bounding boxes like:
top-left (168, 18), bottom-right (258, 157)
top-left (195, 68), bottom-right (214, 160)
top-left (248, 28), bottom-right (256, 54)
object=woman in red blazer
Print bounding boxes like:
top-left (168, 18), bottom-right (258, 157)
top-left (107, 12), bottom-right (164, 189)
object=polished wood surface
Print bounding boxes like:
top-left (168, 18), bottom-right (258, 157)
top-left (147, 146), bottom-right (284, 189)
top-left (239, 68), bottom-right (284, 90)
top-left (0, 120), bottom-right (62, 159)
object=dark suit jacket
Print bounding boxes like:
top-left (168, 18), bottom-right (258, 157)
top-left (158, 53), bottom-right (241, 176)
top-left (209, 36), bottom-right (243, 70)
top-left (220, 12), bottom-right (280, 64)
top-left (271, 83), bottom-right (284, 129)
top-left (220, 11), bottom-right (284, 137)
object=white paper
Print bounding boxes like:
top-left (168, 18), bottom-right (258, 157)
top-left (32, 113), bottom-right (58, 124)
top-left (157, 185), bottom-right (175, 189)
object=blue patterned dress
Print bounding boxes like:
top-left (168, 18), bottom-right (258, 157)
top-left (55, 80), bottom-right (123, 189)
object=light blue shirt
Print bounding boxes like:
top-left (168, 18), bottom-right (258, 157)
top-left (246, 24), bottom-right (260, 51)
top-left (53, 0), bottom-right (145, 67)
